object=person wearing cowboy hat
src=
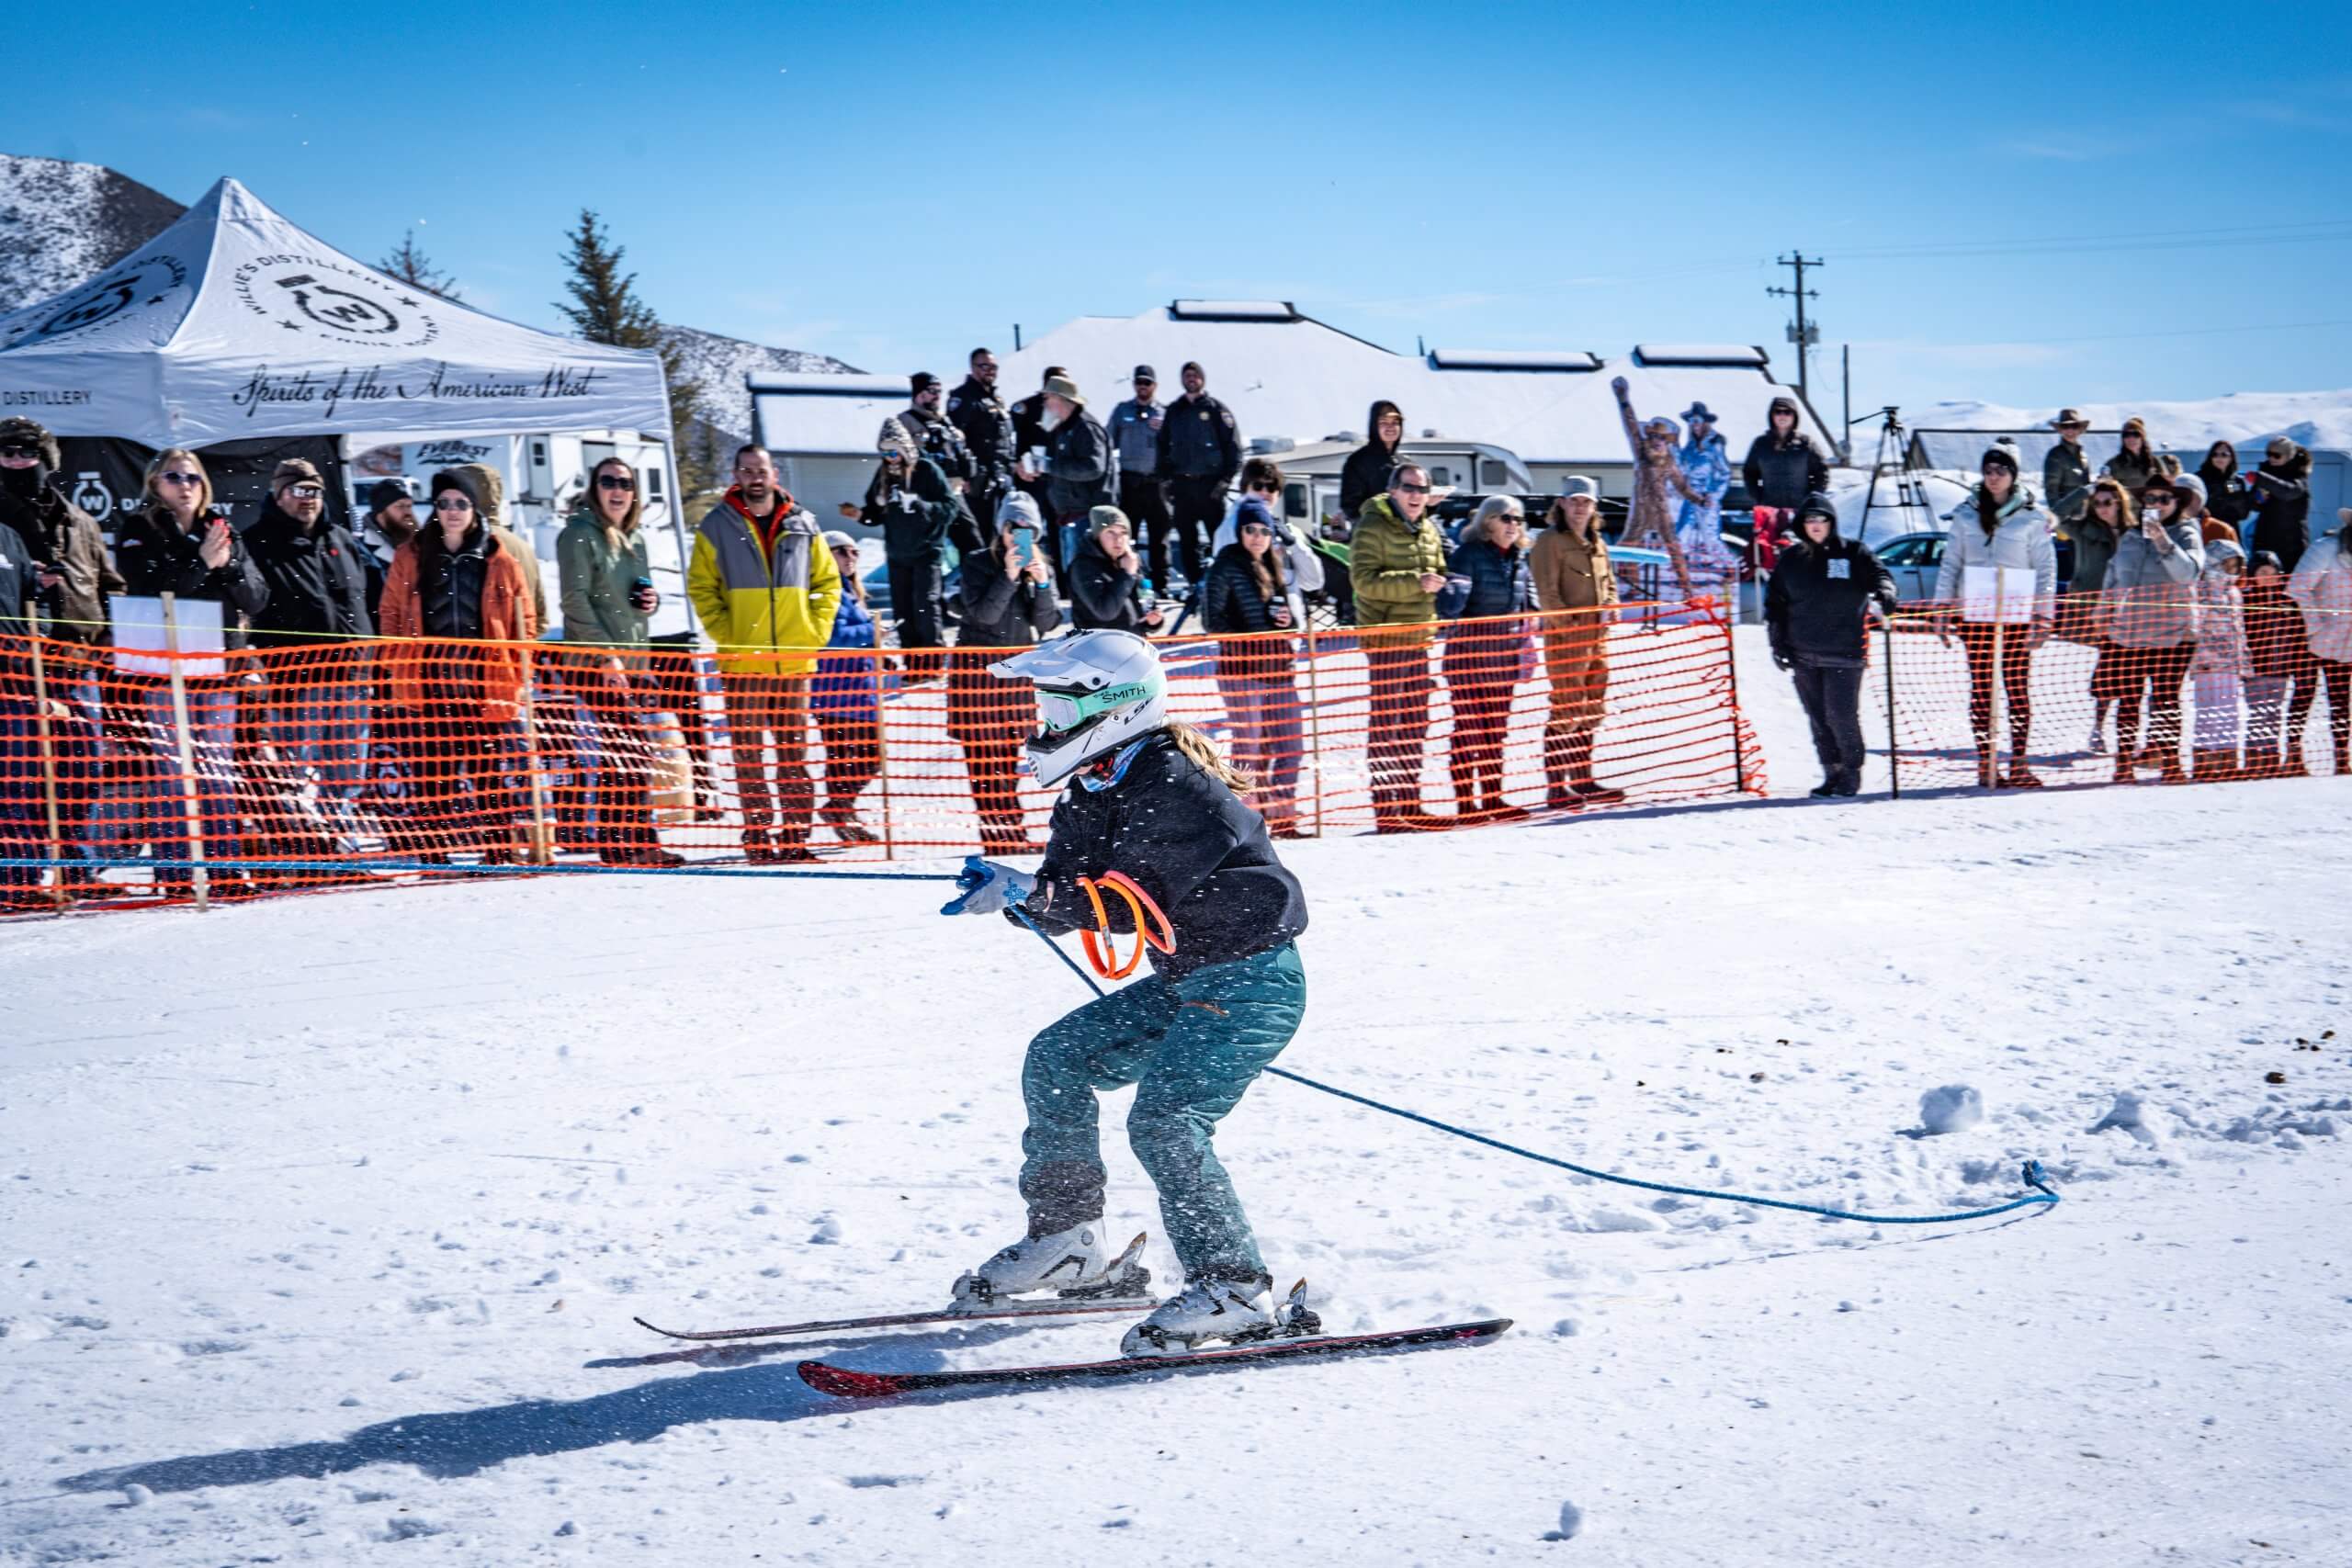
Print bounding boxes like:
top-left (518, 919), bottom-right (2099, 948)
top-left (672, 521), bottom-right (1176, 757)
top-left (1014, 374), bottom-right (1114, 578)
top-left (2044, 409), bottom-right (2094, 531)
top-left (2249, 435), bottom-right (2314, 569)
top-left (1674, 401), bottom-right (1736, 611)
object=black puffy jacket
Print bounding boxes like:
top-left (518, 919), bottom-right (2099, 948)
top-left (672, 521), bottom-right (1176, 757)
top-left (1201, 542), bottom-right (1295, 680)
top-left (1741, 434), bottom-right (1830, 512)
top-left (2250, 451), bottom-right (2313, 568)
top-left (1766, 531), bottom-right (1894, 669)
top-left (957, 540), bottom-right (1062, 649)
top-left (1020, 730), bottom-right (1308, 977)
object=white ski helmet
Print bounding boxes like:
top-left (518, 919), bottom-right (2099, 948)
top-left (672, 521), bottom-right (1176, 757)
top-left (988, 630), bottom-right (1168, 787)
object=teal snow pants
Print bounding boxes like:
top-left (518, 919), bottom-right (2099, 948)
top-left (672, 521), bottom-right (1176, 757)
top-left (1018, 942), bottom-right (1305, 1291)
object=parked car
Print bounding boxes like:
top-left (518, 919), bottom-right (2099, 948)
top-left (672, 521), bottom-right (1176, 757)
top-left (1874, 532), bottom-right (1946, 606)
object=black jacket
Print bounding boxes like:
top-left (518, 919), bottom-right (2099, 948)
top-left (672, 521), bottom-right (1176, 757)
top-left (1339, 440), bottom-right (1401, 523)
top-left (2196, 462), bottom-right (2252, 527)
top-left (244, 502), bottom-right (374, 646)
top-left (1201, 542), bottom-right (1295, 679)
top-left (114, 508), bottom-right (270, 651)
top-left (947, 377), bottom-right (1019, 490)
top-left (1069, 532), bottom-right (1153, 631)
top-left (900, 404), bottom-right (974, 487)
top-left (0, 519), bottom-right (28, 640)
top-left (1741, 434), bottom-right (1830, 512)
top-left (1043, 410), bottom-right (1114, 519)
top-left (417, 523), bottom-right (493, 640)
top-left (1156, 393), bottom-right (1242, 482)
top-left (957, 541), bottom-right (1063, 649)
top-left (1022, 731), bottom-right (1308, 978)
top-left (1010, 391), bottom-right (1053, 466)
top-left (2249, 451), bottom-right (2312, 567)
top-left (1765, 532), bottom-right (1894, 669)
top-left (860, 456), bottom-right (970, 562)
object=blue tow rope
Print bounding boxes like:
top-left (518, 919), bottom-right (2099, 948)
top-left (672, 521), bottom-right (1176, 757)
top-left (1012, 907), bottom-right (2060, 1226)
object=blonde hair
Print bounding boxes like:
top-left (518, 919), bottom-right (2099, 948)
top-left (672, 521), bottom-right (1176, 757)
top-left (142, 447), bottom-right (213, 517)
top-left (1163, 719), bottom-right (1251, 789)
top-left (589, 456), bottom-right (642, 547)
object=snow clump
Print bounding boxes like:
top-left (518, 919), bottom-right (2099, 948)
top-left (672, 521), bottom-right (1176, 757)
top-left (1918, 1084), bottom-right (1984, 1135)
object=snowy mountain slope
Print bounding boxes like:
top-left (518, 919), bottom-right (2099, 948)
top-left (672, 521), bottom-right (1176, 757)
top-left (0, 153), bottom-right (185, 314)
top-left (668, 323), bottom-right (858, 453)
top-left (2, 629), bottom-right (2346, 1565)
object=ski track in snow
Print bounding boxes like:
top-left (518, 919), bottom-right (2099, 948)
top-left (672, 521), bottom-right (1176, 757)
top-left (2, 628), bottom-right (2346, 1566)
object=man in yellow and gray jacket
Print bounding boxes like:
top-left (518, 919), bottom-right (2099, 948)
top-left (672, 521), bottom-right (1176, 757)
top-left (689, 445), bottom-right (842, 863)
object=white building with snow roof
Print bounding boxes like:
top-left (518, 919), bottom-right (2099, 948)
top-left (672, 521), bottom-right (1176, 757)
top-left (747, 300), bottom-right (1836, 525)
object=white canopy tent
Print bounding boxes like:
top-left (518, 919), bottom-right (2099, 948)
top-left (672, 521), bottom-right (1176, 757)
top-left (0, 175), bottom-right (689, 595)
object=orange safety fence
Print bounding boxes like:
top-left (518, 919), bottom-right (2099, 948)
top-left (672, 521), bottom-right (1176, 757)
top-left (1865, 600), bottom-right (2352, 790)
top-left (0, 601), bottom-right (1763, 910)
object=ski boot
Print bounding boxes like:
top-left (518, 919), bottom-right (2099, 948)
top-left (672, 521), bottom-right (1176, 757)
top-left (950, 1224), bottom-right (1149, 1311)
top-left (1120, 1278), bottom-right (1319, 1358)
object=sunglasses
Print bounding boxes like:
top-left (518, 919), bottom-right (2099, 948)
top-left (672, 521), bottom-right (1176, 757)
top-left (1240, 523), bottom-right (1274, 536)
top-left (1396, 483), bottom-right (1430, 494)
top-left (433, 496), bottom-right (474, 513)
top-left (0, 444), bottom-right (39, 462)
top-left (160, 470), bottom-right (204, 486)
top-left (2143, 491), bottom-right (2177, 506)
top-left (596, 473), bottom-right (636, 491)
top-left (881, 450), bottom-right (905, 462)
top-left (287, 484), bottom-right (325, 500)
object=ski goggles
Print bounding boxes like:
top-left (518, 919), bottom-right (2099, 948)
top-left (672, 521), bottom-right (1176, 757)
top-left (1035, 681), bottom-right (1151, 734)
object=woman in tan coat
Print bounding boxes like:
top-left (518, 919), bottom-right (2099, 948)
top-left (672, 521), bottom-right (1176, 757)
top-left (1529, 477), bottom-right (1625, 807)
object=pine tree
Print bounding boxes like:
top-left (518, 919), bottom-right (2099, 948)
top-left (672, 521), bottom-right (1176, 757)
top-left (377, 231), bottom-right (463, 301)
top-left (555, 209), bottom-right (712, 498)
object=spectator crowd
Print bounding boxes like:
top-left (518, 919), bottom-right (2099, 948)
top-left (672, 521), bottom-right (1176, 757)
top-left (0, 375), bottom-right (2346, 905)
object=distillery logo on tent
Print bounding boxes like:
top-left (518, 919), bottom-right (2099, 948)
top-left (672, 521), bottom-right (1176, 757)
top-left (232, 254), bottom-right (441, 350)
top-left (3, 255), bottom-right (191, 346)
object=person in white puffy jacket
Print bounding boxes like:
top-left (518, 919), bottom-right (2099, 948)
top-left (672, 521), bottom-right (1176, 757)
top-left (2190, 538), bottom-right (2250, 780)
top-left (2285, 513), bottom-right (2352, 774)
top-left (1934, 445), bottom-right (2057, 786)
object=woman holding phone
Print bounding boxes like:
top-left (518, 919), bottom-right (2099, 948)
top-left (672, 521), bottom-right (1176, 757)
top-left (948, 491), bottom-right (1061, 853)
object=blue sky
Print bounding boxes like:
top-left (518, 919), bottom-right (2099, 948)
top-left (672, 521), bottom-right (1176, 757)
top-left (12, 0), bottom-right (2352, 427)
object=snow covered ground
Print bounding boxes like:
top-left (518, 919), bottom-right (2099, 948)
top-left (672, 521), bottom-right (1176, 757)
top-left (4, 628), bottom-right (2347, 1566)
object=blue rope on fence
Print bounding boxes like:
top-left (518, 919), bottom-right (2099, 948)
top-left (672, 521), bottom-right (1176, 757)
top-left (1012, 907), bottom-right (2061, 1226)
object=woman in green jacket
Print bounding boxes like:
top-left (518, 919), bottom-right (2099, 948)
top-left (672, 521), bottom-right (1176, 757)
top-left (556, 457), bottom-right (680, 865)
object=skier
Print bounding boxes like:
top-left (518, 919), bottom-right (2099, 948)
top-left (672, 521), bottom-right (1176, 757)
top-left (939, 628), bottom-right (1311, 1355)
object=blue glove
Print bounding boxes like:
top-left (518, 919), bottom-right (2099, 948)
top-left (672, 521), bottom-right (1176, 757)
top-left (940, 854), bottom-right (1037, 917)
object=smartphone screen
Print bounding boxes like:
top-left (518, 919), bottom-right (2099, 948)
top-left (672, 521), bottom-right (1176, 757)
top-left (1012, 525), bottom-right (1036, 568)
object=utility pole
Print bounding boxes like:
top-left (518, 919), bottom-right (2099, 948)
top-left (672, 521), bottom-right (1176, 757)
top-left (1768, 251), bottom-right (1823, 402)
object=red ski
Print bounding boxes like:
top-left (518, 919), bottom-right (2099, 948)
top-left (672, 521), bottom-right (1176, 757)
top-left (797, 1317), bottom-right (1511, 1398)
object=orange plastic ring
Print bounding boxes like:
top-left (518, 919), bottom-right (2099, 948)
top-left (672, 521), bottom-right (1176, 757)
top-left (1076, 869), bottom-right (1178, 980)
